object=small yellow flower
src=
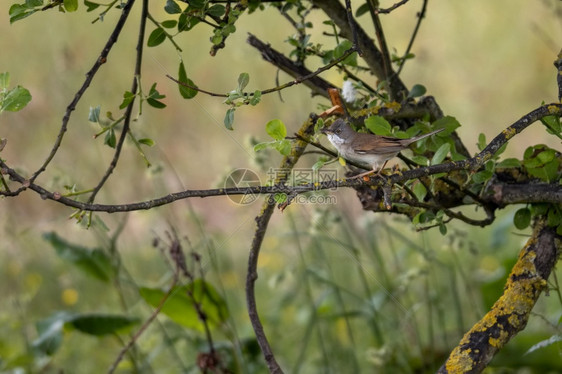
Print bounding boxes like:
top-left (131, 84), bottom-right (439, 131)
top-left (62, 288), bottom-right (79, 306)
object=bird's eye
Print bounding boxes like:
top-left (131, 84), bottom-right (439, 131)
top-left (335, 129), bottom-right (341, 134)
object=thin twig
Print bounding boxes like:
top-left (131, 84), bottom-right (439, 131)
top-left (367, 0), bottom-right (393, 90)
top-left (1, 104), bottom-right (561, 212)
top-left (344, 0), bottom-right (362, 55)
top-left (167, 38), bottom-right (356, 100)
top-left (395, 0), bottom-right (428, 76)
top-left (245, 116), bottom-right (319, 373)
top-left (29, 0), bottom-right (137, 185)
top-left (108, 275), bottom-right (178, 374)
top-left (375, 0), bottom-right (411, 14)
top-left (87, 0), bottom-right (148, 204)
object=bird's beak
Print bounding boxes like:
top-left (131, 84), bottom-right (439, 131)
top-left (320, 127), bottom-right (330, 134)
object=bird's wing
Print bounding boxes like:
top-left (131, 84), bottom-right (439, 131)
top-left (352, 135), bottom-right (406, 154)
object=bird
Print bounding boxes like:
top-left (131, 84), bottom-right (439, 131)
top-left (321, 118), bottom-right (444, 179)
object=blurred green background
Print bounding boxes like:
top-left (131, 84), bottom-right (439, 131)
top-left (1, 1), bottom-right (561, 373)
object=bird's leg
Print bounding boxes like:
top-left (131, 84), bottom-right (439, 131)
top-left (349, 169), bottom-right (375, 179)
top-left (350, 160), bottom-right (389, 180)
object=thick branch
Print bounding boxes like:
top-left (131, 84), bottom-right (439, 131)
top-left (247, 34), bottom-right (336, 98)
top-left (310, 0), bottom-right (408, 100)
top-left (438, 219), bottom-right (560, 373)
top-left (1, 104), bottom-right (561, 215)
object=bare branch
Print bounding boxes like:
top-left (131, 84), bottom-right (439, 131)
top-left (375, 0), bottom-right (411, 14)
top-left (555, 49), bottom-right (562, 101)
top-left (310, 0), bottom-right (408, 100)
top-left (29, 0), bottom-right (137, 185)
top-left (246, 115), bottom-right (319, 373)
top-left (1, 104), bottom-right (561, 215)
top-left (87, 0), bottom-right (148, 204)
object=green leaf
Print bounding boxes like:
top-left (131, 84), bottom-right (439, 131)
top-left (273, 193), bottom-right (287, 204)
top-left (355, 3), bottom-right (369, 17)
top-left (140, 281), bottom-right (229, 332)
top-left (412, 182), bottom-right (427, 201)
top-left (334, 40), bottom-right (357, 66)
top-left (177, 61), bottom-right (198, 99)
top-left (431, 116), bottom-right (461, 135)
top-left (147, 27), bottom-right (166, 47)
top-left (161, 20), bottom-right (177, 29)
top-left (207, 4), bottom-right (226, 17)
top-left (63, 0), bottom-right (78, 12)
top-left (138, 138), bottom-right (155, 146)
top-left (119, 90), bottom-right (135, 109)
top-left (513, 207), bottom-right (531, 230)
top-left (525, 335), bottom-right (562, 356)
top-left (439, 222), bottom-right (447, 235)
top-left (164, 0), bottom-right (181, 14)
top-left (187, 0), bottom-right (205, 9)
top-left (224, 108), bottom-right (235, 130)
top-left (105, 128), bottom-right (116, 148)
top-left (496, 158), bottom-right (521, 168)
top-left (237, 72), bottom-right (250, 92)
top-left (253, 142), bottom-right (272, 152)
top-left (537, 149), bottom-right (555, 164)
top-left (431, 143), bottom-right (450, 165)
top-left (540, 115), bottom-right (562, 138)
top-left (0, 85), bottom-right (32, 112)
top-left (249, 90), bottom-right (261, 106)
top-left (84, 0), bottom-right (99, 12)
top-left (477, 133), bottom-right (486, 151)
top-left (147, 83), bottom-right (166, 108)
top-left (178, 13), bottom-right (199, 32)
top-left (547, 206), bottom-right (561, 227)
top-left (472, 170), bottom-right (493, 184)
top-left (68, 314), bottom-right (139, 336)
top-left (0, 72), bottom-right (9, 90)
top-left (531, 203), bottom-right (549, 216)
top-left (27, 0), bottom-right (44, 7)
top-left (33, 311), bottom-right (71, 356)
top-left (43, 232), bottom-right (113, 282)
top-left (312, 158), bottom-right (328, 171)
top-left (410, 155), bottom-right (429, 166)
top-left (147, 98), bottom-right (166, 108)
top-left (408, 84), bottom-right (426, 98)
top-left (88, 105), bottom-right (101, 123)
top-left (364, 115), bottom-right (392, 136)
top-left (274, 139), bottom-right (292, 156)
top-left (265, 119), bottom-right (287, 140)
top-left (9, 4), bottom-right (37, 23)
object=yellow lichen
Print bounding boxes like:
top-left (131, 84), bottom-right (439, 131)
top-left (443, 223), bottom-right (550, 371)
top-left (502, 127), bottom-right (517, 140)
top-left (445, 347), bottom-right (474, 373)
top-left (547, 105), bottom-right (561, 114)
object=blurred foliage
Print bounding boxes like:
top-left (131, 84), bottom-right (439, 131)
top-left (0, 0), bottom-right (561, 373)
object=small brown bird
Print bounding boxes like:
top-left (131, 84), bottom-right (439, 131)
top-left (321, 119), bottom-right (444, 179)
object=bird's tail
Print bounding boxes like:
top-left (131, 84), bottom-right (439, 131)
top-left (406, 128), bottom-right (445, 144)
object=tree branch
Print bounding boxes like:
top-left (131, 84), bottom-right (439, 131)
top-left (246, 115), bottom-right (318, 373)
top-left (29, 0), bottom-right (137, 185)
top-left (87, 0), bottom-right (148, 204)
top-left (438, 219), bottom-right (561, 373)
top-left (1, 104), bottom-right (560, 214)
top-left (310, 0), bottom-right (408, 100)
